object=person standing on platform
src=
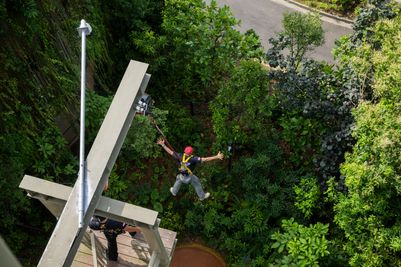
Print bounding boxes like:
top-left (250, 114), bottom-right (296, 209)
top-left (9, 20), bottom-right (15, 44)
top-left (89, 216), bottom-right (141, 261)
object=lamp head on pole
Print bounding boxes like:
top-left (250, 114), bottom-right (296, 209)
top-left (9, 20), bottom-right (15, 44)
top-left (77, 19), bottom-right (92, 37)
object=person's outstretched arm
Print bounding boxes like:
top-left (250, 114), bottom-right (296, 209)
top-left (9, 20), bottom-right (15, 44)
top-left (124, 225), bottom-right (141, 233)
top-left (157, 138), bottom-right (174, 156)
top-left (201, 151), bottom-right (224, 162)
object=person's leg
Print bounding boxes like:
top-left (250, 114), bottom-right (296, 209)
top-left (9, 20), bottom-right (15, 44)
top-left (104, 231), bottom-right (118, 261)
top-left (171, 174), bottom-right (184, 195)
top-left (190, 174), bottom-right (208, 199)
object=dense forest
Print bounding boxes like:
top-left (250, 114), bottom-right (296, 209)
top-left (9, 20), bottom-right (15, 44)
top-left (1, 0), bottom-right (401, 266)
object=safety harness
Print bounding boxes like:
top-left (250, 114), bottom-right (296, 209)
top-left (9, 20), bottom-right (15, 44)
top-left (147, 116), bottom-right (194, 176)
top-left (89, 217), bottom-right (124, 235)
top-left (179, 154), bottom-right (193, 175)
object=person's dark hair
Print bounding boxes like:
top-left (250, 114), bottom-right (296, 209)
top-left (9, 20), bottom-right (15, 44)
top-left (89, 216), bottom-right (106, 230)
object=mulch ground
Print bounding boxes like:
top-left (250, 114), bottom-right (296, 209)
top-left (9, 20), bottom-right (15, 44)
top-left (170, 244), bottom-right (225, 267)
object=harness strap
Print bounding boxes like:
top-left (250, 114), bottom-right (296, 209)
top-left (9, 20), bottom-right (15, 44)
top-left (180, 154), bottom-right (193, 175)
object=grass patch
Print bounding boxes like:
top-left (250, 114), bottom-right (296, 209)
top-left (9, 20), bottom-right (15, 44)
top-left (292, 0), bottom-right (366, 19)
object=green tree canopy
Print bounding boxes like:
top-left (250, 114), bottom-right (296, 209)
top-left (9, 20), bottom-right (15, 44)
top-left (133, 0), bottom-right (264, 102)
top-left (267, 12), bottom-right (324, 69)
top-left (334, 9), bottom-right (401, 266)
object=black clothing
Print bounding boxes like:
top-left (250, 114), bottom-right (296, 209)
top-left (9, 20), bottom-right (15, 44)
top-left (104, 231), bottom-right (119, 261)
top-left (175, 153), bottom-right (201, 175)
top-left (89, 216), bottom-right (136, 262)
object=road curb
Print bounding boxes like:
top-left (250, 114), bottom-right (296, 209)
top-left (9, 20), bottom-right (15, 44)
top-left (283, 0), bottom-right (354, 24)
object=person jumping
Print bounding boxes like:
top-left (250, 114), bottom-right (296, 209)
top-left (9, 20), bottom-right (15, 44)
top-left (157, 138), bottom-right (224, 200)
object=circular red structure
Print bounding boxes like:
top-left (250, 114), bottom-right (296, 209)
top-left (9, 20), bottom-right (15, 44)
top-left (170, 244), bottom-right (225, 267)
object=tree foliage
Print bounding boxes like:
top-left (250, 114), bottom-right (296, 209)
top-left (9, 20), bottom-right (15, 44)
top-left (267, 12), bottom-right (324, 69)
top-left (3, 0), bottom-right (401, 266)
top-left (334, 9), bottom-right (401, 266)
top-left (268, 59), bottom-right (358, 185)
top-left (269, 218), bottom-right (329, 267)
top-left (0, 0), bottom-right (159, 263)
top-left (211, 60), bottom-right (274, 149)
top-left (298, 0), bottom-right (366, 15)
top-left (294, 177), bottom-right (321, 219)
top-left (98, 0), bottom-right (164, 91)
top-left (133, 0), bottom-right (264, 102)
top-left (333, 0), bottom-right (397, 101)
top-left (210, 57), bottom-right (303, 265)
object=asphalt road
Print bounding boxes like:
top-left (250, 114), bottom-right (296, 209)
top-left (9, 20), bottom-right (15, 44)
top-left (209, 0), bottom-right (354, 64)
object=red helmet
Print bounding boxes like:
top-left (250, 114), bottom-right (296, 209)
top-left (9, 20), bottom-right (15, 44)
top-left (184, 146), bottom-right (193, 155)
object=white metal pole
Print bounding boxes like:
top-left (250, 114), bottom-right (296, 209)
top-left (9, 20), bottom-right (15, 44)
top-left (77, 19), bottom-right (92, 228)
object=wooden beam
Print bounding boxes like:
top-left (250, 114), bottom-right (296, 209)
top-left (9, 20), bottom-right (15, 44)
top-left (96, 196), bottom-right (157, 227)
top-left (19, 174), bottom-right (71, 200)
top-left (19, 175), bottom-right (158, 226)
top-left (20, 175), bottom-right (172, 266)
top-left (36, 60), bottom-right (148, 267)
top-left (89, 232), bottom-right (98, 267)
top-left (20, 174), bottom-right (71, 219)
top-left (140, 219), bottom-right (170, 266)
top-left (0, 236), bottom-right (21, 267)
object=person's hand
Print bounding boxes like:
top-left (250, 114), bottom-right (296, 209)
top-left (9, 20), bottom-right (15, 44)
top-left (157, 138), bottom-right (165, 146)
top-left (217, 151), bottom-right (224, 160)
top-left (103, 181), bottom-right (109, 192)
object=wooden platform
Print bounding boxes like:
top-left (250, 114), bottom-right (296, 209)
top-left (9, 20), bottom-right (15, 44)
top-left (73, 228), bottom-right (177, 267)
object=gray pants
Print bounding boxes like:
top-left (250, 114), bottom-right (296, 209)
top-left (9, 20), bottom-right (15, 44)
top-left (171, 173), bottom-right (206, 199)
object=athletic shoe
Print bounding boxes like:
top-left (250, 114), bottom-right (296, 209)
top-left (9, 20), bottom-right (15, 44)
top-left (170, 187), bottom-right (176, 196)
top-left (200, 192), bottom-right (210, 201)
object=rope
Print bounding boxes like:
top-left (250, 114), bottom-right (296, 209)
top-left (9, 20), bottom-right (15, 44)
top-left (148, 116), bottom-right (180, 159)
